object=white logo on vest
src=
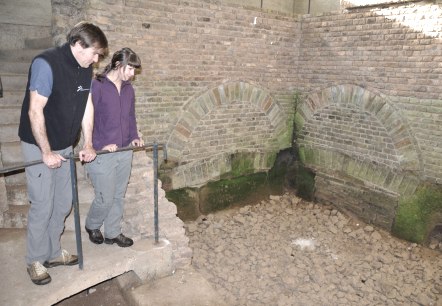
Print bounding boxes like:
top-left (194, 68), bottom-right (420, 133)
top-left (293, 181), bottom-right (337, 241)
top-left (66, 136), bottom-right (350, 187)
top-left (77, 85), bottom-right (90, 92)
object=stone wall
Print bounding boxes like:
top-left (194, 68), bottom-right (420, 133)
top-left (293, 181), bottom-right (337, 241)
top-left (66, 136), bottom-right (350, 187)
top-left (123, 150), bottom-right (192, 268)
top-left (0, 0), bottom-right (51, 49)
top-left (52, 0), bottom-right (89, 46)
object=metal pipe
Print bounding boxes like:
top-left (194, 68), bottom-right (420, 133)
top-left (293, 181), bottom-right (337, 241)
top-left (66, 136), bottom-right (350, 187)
top-left (69, 152), bottom-right (84, 269)
top-left (153, 142), bottom-right (159, 243)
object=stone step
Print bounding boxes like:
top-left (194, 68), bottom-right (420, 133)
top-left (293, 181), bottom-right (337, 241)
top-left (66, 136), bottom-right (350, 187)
top-left (0, 74), bottom-right (28, 92)
top-left (25, 36), bottom-right (52, 50)
top-left (0, 124), bottom-right (19, 143)
top-left (1, 141), bottom-right (22, 166)
top-left (4, 170), bottom-right (26, 186)
top-left (6, 183), bottom-right (28, 206)
top-left (2, 202), bottom-right (94, 230)
top-left (0, 61), bottom-right (29, 75)
top-left (0, 49), bottom-right (41, 62)
top-left (1, 229), bottom-right (175, 306)
top-left (0, 90), bottom-right (24, 107)
top-left (65, 202), bottom-right (91, 232)
top-left (77, 178), bottom-right (95, 204)
top-left (1, 178), bottom-right (94, 230)
top-left (1, 204), bottom-right (28, 228)
top-left (0, 106), bottom-right (21, 125)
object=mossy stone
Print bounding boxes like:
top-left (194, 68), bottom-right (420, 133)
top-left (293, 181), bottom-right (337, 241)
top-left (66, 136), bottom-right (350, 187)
top-left (392, 186), bottom-right (442, 243)
top-left (165, 188), bottom-right (200, 221)
top-left (200, 173), bottom-right (270, 214)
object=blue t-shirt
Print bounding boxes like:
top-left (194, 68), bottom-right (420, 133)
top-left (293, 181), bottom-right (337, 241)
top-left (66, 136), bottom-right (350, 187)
top-left (29, 58), bottom-right (53, 97)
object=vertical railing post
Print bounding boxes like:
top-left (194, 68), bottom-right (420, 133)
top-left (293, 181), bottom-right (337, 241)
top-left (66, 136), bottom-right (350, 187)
top-left (153, 142), bottom-right (159, 243)
top-left (69, 153), bottom-right (83, 269)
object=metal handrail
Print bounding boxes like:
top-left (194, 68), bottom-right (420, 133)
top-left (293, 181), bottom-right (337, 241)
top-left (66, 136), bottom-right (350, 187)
top-left (0, 143), bottom-right (167, 174)
top-left (0, 142), bottom-right (167, 269)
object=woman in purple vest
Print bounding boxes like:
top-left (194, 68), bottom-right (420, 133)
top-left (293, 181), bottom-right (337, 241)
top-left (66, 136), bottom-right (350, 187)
top-left (85, 48), bottom-right (143, 248)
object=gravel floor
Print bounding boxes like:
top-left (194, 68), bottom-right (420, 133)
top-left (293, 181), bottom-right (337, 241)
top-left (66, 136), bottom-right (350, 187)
top-left (185, 192), bottom-right (442, 306)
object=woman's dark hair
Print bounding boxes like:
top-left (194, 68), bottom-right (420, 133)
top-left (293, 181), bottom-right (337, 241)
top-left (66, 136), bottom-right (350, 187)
top-left (96, 48), bottom-right (141, 80)
top-left (66, 21), bottom-right (108, 50)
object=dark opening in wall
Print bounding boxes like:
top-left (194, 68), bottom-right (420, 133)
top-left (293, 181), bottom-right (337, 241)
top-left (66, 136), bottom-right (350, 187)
top-left (428, 224), bottom-right (442, 252)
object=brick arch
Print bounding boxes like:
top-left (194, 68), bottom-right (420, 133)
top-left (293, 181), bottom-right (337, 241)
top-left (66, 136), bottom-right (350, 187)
top-left (167, 81), bottom-right (286, 163)
top-left (299, 84), bottom-right (422, 172)
top-left (298, 84), bottom-right (423, 198)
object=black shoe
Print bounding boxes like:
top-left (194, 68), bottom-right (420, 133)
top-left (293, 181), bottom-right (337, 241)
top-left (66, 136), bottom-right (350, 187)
top-left (85, 227), bottom-right (104, 244)
top-left (104, 234), bottom-right (133, 247)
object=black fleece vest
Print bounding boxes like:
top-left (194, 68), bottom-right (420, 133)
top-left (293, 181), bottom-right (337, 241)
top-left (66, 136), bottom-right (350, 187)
top-left (19, 43), bottom-right (93, 150)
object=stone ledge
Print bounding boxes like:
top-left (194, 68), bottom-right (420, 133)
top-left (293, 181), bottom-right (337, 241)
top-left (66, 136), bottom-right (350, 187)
top-left (0, 229), bottom-right (174, 306)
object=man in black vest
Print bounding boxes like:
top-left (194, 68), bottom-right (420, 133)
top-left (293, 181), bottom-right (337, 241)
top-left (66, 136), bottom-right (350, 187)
top-left (18, 21), bottom-right (108, 285)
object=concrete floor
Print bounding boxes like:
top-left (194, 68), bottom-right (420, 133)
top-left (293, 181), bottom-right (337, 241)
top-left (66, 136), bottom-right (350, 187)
top-left (0, 228), bottom-right (174, 306)
top-left (0, 228), bottom-right (226, 306)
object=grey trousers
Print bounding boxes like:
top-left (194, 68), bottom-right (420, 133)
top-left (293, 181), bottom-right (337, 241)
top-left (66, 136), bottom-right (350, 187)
top-left (85, 150), bottom-right (133, 239)
top-left (21, 141), bottom-right (73, 265)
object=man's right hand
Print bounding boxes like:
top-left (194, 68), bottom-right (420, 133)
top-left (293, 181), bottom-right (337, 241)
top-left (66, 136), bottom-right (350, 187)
top-left (42, 151), bottom-right (66, 169)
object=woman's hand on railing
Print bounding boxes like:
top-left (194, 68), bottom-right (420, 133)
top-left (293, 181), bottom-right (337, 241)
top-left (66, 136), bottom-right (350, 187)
top-left (131, 139), bottom-right (144, 147)
top-left (79, 146), bottom-right (97, 163)
top-left (102, 144), bottom-right (118, 152)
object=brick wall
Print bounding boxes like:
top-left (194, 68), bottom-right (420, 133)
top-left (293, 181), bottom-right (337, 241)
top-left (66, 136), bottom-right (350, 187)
top-left (298, 2), bottom-right (442, 185)
top-left (50, 0), bottom-right (442, 231)
top-left (297, 1), bottom-right (442, 229)
top-left (76, 0), bottom-right (299, 186)
top-left (298, 2), bottom-right (442, 99)
top-left (53, 0), bottom-right (440, 186)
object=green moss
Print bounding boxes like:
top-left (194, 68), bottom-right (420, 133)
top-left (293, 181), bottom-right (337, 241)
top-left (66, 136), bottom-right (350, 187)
top-left (228, 152), bottom-right (255, 178)
top-left (232, 154), bottom-right (254, 175)
top-left (278, 125), bottom-right (292, 148)
top-left (165, 188), bottom-right (200, 221)
top-left (392, 186), bottom-right (442, 243)
top-left (200, 173), bottom-right (269, 214)
top-left (294, 113), bottom-right (305, 134)
top-left (265, 152), bottom-right (277, 168)
top-left (298, 147), bottom-right (306, 164)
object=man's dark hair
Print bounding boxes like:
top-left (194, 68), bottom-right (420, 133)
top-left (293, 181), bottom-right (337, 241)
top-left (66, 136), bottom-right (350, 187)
top-left (66, 21), bottom-right (108, 50)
